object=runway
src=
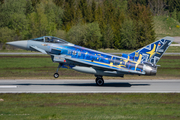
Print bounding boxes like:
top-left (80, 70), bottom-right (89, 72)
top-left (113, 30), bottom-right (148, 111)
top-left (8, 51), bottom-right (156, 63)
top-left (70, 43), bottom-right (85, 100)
top-left (0, 79), bottom-right (180, 93)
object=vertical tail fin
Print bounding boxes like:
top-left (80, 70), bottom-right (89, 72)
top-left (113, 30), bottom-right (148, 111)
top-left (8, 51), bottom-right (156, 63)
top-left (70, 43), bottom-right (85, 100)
top-left (128, 36), bottom-right (173, 65)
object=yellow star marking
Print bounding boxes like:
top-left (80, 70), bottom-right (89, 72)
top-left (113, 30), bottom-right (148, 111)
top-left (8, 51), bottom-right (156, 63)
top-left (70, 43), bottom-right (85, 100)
top-left (85, 52), bottom-right (88, 55)
top-left (146, 44), bottom-right (156, 58)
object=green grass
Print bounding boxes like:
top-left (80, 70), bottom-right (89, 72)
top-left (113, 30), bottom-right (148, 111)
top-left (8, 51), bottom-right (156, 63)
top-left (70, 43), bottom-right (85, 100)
top-left (0, 55), bottom-right (92, 79)
top-left (154, 16), bottom-right (180, 37)
top-left (166, 46), bottom-right (180, 53)
top-left (158, 58), bottom-right (180, 77)
top-left (0, 93), bottom-right (180, 120)
top-left (0, 55), bottom-right (180, 79)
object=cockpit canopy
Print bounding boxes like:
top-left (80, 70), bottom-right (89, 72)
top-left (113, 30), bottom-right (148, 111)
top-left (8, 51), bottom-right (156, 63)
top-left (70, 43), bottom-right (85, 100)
top-left (31, 36), bottom-right (69, 44)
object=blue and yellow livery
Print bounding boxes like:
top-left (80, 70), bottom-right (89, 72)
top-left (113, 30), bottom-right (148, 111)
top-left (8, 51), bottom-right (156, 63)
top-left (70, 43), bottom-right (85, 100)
top-left (7, 36), bottom-right (173, 86)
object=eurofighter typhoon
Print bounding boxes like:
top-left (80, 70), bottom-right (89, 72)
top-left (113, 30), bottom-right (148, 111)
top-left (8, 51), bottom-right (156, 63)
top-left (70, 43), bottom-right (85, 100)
top-left (7, 36), bottom-right (173, 86)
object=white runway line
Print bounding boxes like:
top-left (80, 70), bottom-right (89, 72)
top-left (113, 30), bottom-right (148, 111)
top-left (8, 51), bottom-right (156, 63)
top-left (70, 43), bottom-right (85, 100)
top-left (0, 86), bottom-right (17, 88)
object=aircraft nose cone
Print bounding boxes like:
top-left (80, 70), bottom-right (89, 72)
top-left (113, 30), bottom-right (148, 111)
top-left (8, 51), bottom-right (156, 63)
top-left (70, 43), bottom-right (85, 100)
top-left (6, 40), bottom-right (28, 50)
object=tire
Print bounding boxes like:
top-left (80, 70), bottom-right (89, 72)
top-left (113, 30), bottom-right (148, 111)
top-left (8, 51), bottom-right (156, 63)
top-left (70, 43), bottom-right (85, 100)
top-left (54, 73), bottom-right (59, 78)
top-left (96, 78), bottom-right (104, 86)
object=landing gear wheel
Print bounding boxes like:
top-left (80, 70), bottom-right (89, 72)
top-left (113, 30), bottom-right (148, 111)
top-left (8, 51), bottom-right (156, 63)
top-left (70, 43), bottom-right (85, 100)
top-left (96, 78), bottom-right (104, 86)
top-left (54, 73), bottom-right (59, 78)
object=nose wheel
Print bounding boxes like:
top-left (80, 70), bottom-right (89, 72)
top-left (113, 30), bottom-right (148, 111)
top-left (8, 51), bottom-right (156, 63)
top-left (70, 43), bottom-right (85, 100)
top-left (54, 73), bottom-right (59, 78)
top-left (95, 77), bottom-right (104, 86)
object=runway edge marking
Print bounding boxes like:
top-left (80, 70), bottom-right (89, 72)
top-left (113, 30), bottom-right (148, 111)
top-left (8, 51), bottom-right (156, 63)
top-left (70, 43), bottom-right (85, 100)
top-left (0, 86), bottom-right (17, 88)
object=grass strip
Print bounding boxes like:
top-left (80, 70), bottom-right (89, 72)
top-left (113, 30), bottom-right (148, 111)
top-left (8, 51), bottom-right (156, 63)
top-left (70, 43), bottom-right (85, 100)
top-left (0, 93), bottom-right (180, 120)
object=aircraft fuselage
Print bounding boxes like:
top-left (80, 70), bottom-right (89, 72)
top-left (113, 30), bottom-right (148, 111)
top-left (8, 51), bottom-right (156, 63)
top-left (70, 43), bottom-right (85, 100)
top-left (7, 36), bottom-right (173, 86)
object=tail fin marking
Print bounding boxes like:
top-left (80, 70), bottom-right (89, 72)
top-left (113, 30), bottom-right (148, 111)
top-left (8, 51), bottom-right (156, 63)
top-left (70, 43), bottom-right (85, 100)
top-left (148, 39), bottom-right (172, 64)
top-left (128, 37), bottom-right (173, 65)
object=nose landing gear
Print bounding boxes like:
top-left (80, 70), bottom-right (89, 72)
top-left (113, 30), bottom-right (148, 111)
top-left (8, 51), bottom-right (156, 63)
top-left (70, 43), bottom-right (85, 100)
top-left (54, 64), bottom-right (61, 78)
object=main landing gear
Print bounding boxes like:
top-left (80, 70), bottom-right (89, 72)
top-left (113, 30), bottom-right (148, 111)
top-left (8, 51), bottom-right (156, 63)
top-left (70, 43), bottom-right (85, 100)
top-left (54, 64), bottom-right (61, 78)
top-left (95, 76), bottom-right (104, 86)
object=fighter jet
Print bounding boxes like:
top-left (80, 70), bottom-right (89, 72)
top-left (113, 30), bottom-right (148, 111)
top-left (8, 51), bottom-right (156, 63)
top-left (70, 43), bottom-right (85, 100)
top-left (7, 36), bottom-right (173, 86)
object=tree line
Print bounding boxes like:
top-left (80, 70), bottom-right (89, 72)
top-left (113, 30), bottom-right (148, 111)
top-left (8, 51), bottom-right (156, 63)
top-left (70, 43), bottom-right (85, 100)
top-left (0, 0), bottom-right (178, 50)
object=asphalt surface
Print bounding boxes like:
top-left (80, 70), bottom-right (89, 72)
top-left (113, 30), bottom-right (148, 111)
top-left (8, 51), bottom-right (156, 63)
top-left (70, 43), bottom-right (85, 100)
top-left (0, 79), bottom-right (180, 93)
top-left (174, 37), bottom-right (180, 44)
